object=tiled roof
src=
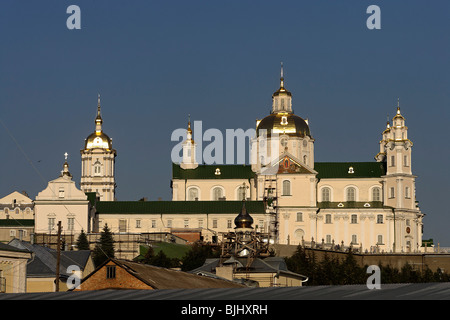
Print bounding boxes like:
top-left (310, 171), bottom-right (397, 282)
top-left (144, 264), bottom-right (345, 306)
top-left (95, 200), bottom-right (266, 215)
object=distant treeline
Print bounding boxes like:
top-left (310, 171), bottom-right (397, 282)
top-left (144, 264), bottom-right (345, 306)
top-left (285, 245), bottom-right (450, 286)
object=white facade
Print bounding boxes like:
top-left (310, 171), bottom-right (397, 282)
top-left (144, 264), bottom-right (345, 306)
top-left (171, 70), bottom-right (424, 253)
top-left (34, 160), bottom-right (90, 236)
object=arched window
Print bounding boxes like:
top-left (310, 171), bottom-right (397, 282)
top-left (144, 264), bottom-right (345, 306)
top-left (321, 187), bottom-right (331, 202)
top-left (237, 186), bottom-right (246, 201)
top-left (346, 187), bottom-right (356, 202)
top-left (282, 180), bottom-right (291, 196)
top-left (188, 187), bottom-right (199, 201)
top-left (93, 161), bottom-right (102, 176)
top-left (212, 187), bottom-right (224, 201)
top-left (372, 187), bottom-right (381, 201)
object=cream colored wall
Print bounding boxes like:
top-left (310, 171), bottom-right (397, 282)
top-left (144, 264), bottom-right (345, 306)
top-left (172, 179), bottom-right (256, 201)
top-left (27, 278), bottom-right (56, 293)
top-left (34, 203), bottom-right (89, 234)
top-left (0, 227), bottom-right (34, 243)
top-left (317, 178), bottom-right (383, 203)
top-left (81, 149), bottom-right (116, 201)
top-left (234, 272), bottom-right (303, 287)
top-left (276, 174), bottom-right (316, 207)
top-left (98, 212), bottom-right (269, 242)
top-left (0, 207), bottom-right (34, 220)
top-left (0, 251), bottom-right (31, 293)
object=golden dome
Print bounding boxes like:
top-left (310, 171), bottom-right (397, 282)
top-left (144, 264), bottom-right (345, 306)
top-left (85, 131), bottom-right (112, 150)
top-left (257, 112), bottom-right (311, 138)
top-left (84, 94), bottom-right (113, 150)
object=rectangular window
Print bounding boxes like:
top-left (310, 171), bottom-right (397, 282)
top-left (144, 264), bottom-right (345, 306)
top-left (167, 220), bottom-right (172, 228)
top-left (59, 188), bottom-right (65, 198)
top-left (325, 214), bottom-right (332, 224)
top-left (184, 219), bottom-right (189, 228)
top-left (48, 218), bottom-right (55, 231)
top-left (377, 235), bottom-right (383, 245)
top-left (227, 219), bottom-right (232, 229)
top-left (136, 219), bottom-right (141, 228)
top-left (326, 234), bottom-right (332, 244)
top-left (405, 187), bottom-right (411, 199)
top-left (151, 220), bottom-right (156, 228)
top-left (106, 265), bottom-right (116, 279)
top-left (351, 234), bottom-right (358, 245)
top-left (282, 180), bottom-right (291, 196)
top-left (296, 212), bottom-right (303, 222)
top-left (390, 155), bottom-right (395, 167)
top-left (377, 214), bottom-right (383, 224)
top-left (212, 219), bottom-right (218, 228)
top-left (198, 219), bottom-right (204, 228)
top-left (119, 219), bottom-right (127, 232)
top-left (390, 187), bottom-right (395, 198)
top-left (404, 155), bottom-right (409, 167)
top-left (18, 229), bottom-right (26, 240)
top-left (68, 218), bottom-right (75, 231)
top-left (351, 214), bottom-right (357, 224)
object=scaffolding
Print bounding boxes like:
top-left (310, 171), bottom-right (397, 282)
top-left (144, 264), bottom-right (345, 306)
top-left (263, 174), bottom-right (279, 243)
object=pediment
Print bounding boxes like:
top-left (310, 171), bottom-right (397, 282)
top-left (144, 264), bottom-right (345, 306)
top-left (261, 152), bottom-right (317, 175)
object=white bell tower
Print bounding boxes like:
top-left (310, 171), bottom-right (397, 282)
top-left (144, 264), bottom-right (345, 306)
top-left (80, 95), bottom-right (117, 201)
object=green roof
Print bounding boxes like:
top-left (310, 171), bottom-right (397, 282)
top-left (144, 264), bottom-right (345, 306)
top-left (96, 200), bottom-right (266, 215)
top-left (315, 162), bottom-right (386, 179)
top-left (0, 219), bottom-right (35, 227)
top-left (318, 201), bottom-right (385, 209)
top-left (172, 163), bottom-right (255, 180)
top-left (173, 162), bottom-right (386, 180)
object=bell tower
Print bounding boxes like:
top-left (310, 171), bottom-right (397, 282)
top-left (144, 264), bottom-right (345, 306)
top-left (80, 95), bottom-right (117, 201)
top-left (180, 115), bottom-right (198, 169)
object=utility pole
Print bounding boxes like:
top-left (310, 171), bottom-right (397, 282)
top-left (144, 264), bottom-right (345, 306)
top-left (55, 221), bottom-right (62, 292)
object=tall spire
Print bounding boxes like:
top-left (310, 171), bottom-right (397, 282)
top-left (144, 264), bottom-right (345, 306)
top-left (280, 61), bottom-right (285, 88)
top-left (95, 94), bottom-right (103, 133)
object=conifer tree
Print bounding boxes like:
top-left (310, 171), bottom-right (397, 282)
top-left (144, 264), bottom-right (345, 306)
top-left (92, 224), bottom-right (115, 267)
top-left (76, 229), bottom-right (90, 250)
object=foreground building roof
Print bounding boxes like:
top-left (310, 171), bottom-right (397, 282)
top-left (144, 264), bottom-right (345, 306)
top-left (0, 282), bottom-right (449, 300)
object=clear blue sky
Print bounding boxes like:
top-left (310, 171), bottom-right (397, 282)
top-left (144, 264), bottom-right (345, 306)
top-left (0, 1), bottom-right (449, 245)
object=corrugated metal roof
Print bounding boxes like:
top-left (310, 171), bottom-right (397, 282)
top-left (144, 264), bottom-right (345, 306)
top-left (0, 283), bottom-right (449, 300)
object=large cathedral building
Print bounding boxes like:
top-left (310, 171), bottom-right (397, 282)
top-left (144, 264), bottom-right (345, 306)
top-left (13, 67), bottom-right (424, 256)
top-left (171, 67), bottom-right (424, 253)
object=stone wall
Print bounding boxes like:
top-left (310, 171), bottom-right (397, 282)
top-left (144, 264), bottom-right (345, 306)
top-left (271, 244), bottom-right (450, 273)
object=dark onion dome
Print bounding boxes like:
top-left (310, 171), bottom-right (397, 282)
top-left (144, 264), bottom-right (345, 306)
top-left (234, 201), bottom-right (254, 229)
top-left (256, 112), bottom-right (311, 138)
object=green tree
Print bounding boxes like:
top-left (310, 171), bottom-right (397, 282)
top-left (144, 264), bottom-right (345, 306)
top-left (92, 224), bottom-right (115, 267)
top-left (76, 229), bottom-right (90, 250)
top-left (180, 242), bottom-right (220, 271)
